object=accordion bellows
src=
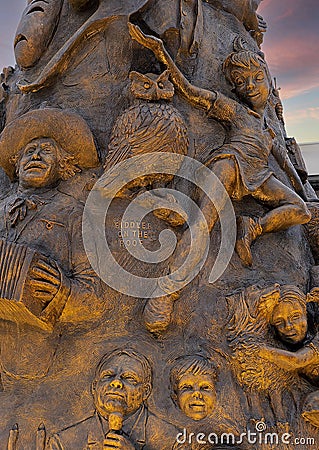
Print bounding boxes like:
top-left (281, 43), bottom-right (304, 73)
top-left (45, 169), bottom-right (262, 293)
top-left (0, 239), bottom-right (51, 331)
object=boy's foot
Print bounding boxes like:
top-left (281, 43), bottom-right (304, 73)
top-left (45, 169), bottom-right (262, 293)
top-left (235, 216), bottom-right (262, 267)
top-left (143, 292), bottom-right (180, 336)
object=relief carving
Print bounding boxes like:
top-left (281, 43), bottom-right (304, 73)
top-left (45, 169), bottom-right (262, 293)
top-left (207, 0), bottom-right (267, 45)
top-left (257, 285), bottom-right (319, 429)
top-left (47, 349), bottom-right (180, 450)
top-left (170, 355), bottom-right (240, 449)
top-left (0, 108), bottom-right (101, 326)
top-left (0, 67), bottom-right (14, 134)
top-left (129, 25), bottom-right (310, 268)
top-left (14, 0), bottom-right (64, 69)
top-left (0, 108), bottom-right (103, 380)
top-left (0, 1), bottom-right (317, 448)
top-left (125, 25), bottom-right (311, 342)
top-left (16, 0), bottom-right (152, 94)
top-left (226, 285), bottom-right (301, 425)
top-left (170, 355), bottom-right (218, 422)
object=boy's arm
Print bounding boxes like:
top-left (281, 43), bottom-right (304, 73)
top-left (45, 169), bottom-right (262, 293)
top-left (272, 140), bottom-right (307, 200)
top-left (128, 23), bottom-right (216, 111)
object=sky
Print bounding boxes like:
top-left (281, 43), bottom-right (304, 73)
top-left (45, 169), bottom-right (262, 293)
top-left (0, 0), bottom-right (318, 146)
top-left (259, 0), bottom-right (319, 144)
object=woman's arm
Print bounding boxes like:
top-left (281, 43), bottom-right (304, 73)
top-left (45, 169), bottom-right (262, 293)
top-left (258, 343), bottom-right (319, 371)
top-left (128, 23), bottom-right (216, 111)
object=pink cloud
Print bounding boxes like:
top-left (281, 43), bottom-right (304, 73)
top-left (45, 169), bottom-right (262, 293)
top-left (274, 8), bottom-right (294, 22)
top-left (284, 107), bottom-right (319, 124)
top-left (258, 0), bottom-right (319, 99)
top-left (309, 108), bottom-right (319, 121)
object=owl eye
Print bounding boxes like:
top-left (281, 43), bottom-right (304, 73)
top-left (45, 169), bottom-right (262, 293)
top-left (144, 82), bottom-right (151, 89)
top-left (158, 82), bottom-right (164, 89)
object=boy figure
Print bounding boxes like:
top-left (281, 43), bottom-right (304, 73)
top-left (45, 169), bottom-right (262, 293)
top-left (127, 24), bottom-right (310, 336)
top-left (170, 355), bottom-right (217, 421)
top-left (129, 24), bottom-right (310, 268)
top-left (170, 355), bottom-right (240, 449)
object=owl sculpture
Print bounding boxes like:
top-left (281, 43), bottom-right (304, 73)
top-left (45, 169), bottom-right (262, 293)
top-left (129, 70), bottom-right (175, 102)
top-left (104, 70), bottom-right (188, 171)
top-left (102, 70), bottom-right (189, 228)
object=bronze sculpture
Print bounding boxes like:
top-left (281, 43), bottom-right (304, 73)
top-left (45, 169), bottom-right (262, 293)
top-left (0, 108), bottom-right (102, 327)
top-left (170, 355), bottom-right (217, 421)
top-left (128, 24), bottom-right (310, 267)
top-left (0, 1), bottom-right (317, 448)
top-left (257, 286), bottom-right (319, 429)
top-left (14, 0), bottom-right (64, 69)
top-left (47, 349), bottom-right (180, 450)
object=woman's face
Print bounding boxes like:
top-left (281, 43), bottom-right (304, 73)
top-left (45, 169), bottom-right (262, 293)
top-left (271, 300), bottom-right (308, 345)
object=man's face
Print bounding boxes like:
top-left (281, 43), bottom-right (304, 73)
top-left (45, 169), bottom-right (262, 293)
top-left (93, 355), bottom-right (149, 419)
top-left (176, 373), bottom-right (216, 421)
top-left (18, 137), bottom-right (60, 189)
top-left (232, 65), bottom-right (269, 113)
top-left (271, 300), bottom-right (308, 345)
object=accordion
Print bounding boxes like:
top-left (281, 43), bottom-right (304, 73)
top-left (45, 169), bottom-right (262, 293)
top-left (0, 239), bottom-right (51, 331)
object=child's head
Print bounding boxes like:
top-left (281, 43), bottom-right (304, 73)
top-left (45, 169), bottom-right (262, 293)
top-left (270, 285), bottom-right (308, 345)
top-left (223, 49), bottom-right (271, 112)
top-left (170, 355), bottom-right (217, 421)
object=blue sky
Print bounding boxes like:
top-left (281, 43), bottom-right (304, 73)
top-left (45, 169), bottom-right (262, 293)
top-left (0, 0), bottom-right (318, 144)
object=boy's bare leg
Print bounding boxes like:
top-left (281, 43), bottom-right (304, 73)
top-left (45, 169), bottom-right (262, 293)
top-left (236, 175), bottom-right (310, 266)
top-left (253, 175), bottom-right (310, 232)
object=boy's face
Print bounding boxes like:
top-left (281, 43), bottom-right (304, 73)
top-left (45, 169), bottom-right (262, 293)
top-left (176, 372), bottom-right (216, 420)
top-left (232, 65), bottom-right (270, 113)
top-left (271, 300), bottom-right (308, 345)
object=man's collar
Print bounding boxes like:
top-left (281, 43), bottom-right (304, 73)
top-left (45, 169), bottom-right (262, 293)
top-left (124, 404), bottom-right (147, 445)
top-left (16, 186), bottom-right (60, 200)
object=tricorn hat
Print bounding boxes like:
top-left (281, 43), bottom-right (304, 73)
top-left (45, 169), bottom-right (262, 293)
top-left (0, 108), bottom-right (99, 180)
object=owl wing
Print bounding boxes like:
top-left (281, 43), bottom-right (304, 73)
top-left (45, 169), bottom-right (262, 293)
top-left (104, 105), bottom-right (142, 170)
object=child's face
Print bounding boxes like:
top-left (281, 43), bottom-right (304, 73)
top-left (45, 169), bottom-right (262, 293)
top-left (176, 373), bottom-right (216, 420)
top-left (231, 65), bottom-right (270, 113)
top-left (271, 300), bottom-right (308, 345)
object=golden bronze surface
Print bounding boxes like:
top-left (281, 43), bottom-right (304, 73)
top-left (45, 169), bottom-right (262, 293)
top-left (0, 1), bottom-right (318, 449)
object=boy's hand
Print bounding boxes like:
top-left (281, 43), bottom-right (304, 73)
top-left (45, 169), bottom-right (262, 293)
top-left (257, 14), bottom-right (267, 33)
top-left (128, 23), bottom-right (165, 58)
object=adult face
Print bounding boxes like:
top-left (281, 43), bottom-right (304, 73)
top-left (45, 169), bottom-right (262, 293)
top-left (176, 373), bottom-right (216, 421)
top-left (271, 300), bottom-right (308, 345)
top-left (232, 65), bottom-right (269, 114)
top-left (14, 0), bottom-right (63, 69)
top-left (92, 354), bottom-right (150, 419)
top-left (18, 138), bottom-right (60, 189)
